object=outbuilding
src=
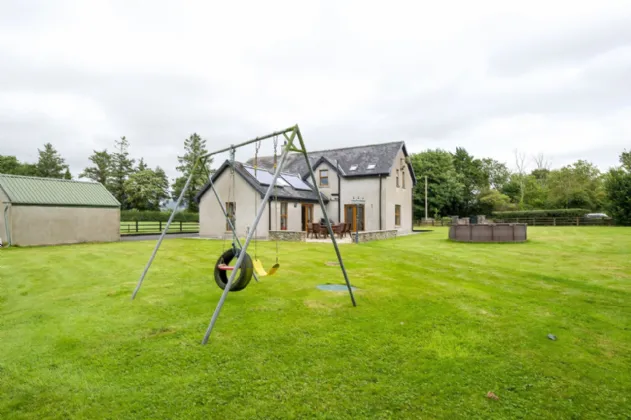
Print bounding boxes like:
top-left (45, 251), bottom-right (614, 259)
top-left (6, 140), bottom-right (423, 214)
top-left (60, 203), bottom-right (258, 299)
top-left (0, 174), bottom-right (120, 247)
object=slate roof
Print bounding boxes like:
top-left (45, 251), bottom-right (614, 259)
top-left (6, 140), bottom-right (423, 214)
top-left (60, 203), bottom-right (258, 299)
top-left (0, 173), bottom-right (120, 208)
top-left (196, 160), bottom-right (328, 204)
top-left (248, 141), bottom-right (417, 184)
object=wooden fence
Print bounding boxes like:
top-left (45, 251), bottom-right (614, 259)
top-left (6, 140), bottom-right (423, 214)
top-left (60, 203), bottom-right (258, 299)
top-left (416, 217), bottom-right (614, 227)
top-left (120, 221), bottom-right (200, 235)
top-left (492, 217), bottom-right (613, 226)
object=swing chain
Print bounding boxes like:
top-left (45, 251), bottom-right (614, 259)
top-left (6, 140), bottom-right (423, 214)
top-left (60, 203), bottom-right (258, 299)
top-left (273, 136), bottom-right (280, 264)
top-left (254, 141), bottom-right (261, 260)
top-left (228, 147), bottom-right (237, 255)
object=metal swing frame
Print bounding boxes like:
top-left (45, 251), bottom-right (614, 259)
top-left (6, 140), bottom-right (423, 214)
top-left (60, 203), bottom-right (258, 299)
top-left (131, 124), bottom-right (356, 345)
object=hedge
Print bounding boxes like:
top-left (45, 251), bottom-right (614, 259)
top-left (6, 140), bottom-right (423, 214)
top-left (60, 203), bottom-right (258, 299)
top-left (120, 210), bottom-right (199, 222)
top-left (492, 209), bottom-right (591, 218)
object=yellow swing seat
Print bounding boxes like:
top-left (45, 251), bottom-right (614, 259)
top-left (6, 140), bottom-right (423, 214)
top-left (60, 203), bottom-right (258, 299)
top-left (252, 259), bottom-right (280, 277)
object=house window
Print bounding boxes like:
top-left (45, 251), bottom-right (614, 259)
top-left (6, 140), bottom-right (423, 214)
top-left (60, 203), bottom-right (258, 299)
top-left (402, 168), bottom-right (406, 189)
top-left (280, 202), bottom-right (288, 230)
top-left (319, 169), bottom-right (329, 187)
top-left (396, 169), bottom-right (400, 188)
top-left (395, 205), bottom-right (401, 227)
top-left (226, 202), bottom-right (236, 231)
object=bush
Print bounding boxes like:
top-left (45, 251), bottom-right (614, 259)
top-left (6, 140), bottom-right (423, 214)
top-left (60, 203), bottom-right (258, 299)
top-left (121, 210), bottom-right (199, 222)
top-left (492, 209), bottom-right (591, 219)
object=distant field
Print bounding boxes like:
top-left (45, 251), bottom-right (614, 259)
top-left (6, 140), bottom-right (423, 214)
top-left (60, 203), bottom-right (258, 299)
top-left (120, 221), bottom-right (199, 235)
top-left (1, 227), bottom-right (630, 418)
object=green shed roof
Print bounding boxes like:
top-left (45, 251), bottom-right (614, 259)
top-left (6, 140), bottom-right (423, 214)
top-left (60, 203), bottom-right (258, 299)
top-left (0, 174), bottom-right (120, 208)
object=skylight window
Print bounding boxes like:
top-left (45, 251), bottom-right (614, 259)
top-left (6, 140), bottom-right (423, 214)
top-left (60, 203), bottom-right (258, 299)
top-left (367, 164), bottom-right (376, 170)
top-left (350, 165), bottom-right (358, 171)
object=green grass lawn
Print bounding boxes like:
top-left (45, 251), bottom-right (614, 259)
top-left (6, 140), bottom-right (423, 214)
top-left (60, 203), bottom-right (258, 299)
top-left (1, 227), bottom-right (630, 419)
top-left (120, 221), bottom-right (199, 235)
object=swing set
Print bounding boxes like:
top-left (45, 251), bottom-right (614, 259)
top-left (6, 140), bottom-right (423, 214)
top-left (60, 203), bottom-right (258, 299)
top-left (130, 124), bottom-right (356, 345)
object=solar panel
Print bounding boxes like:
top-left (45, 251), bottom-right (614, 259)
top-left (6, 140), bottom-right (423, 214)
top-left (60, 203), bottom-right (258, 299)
top-left (244, 166), bottom-right (288, 187)
top-left (281, 174), bottom-right (313, 191)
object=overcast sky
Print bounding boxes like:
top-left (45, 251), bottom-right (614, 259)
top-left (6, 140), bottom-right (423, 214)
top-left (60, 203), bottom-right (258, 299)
top-left (1, 0), bottom-right (631, 183)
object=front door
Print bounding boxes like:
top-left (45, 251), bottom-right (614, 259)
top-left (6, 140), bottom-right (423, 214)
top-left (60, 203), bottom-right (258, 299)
top-left (344, 204), bottom-right (365, 231)
top-left (301, 204), bottom-right (314, 231)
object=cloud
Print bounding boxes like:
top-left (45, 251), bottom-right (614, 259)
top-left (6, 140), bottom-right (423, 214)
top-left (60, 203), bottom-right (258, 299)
top-left (1, 0), bottom-right (630, 183)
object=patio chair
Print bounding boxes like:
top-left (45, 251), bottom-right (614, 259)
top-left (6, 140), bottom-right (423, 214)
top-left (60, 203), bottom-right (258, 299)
top-left (338, 223), bottom-right (347, 238)
top-left (307, 222), bottom-right (318, 239)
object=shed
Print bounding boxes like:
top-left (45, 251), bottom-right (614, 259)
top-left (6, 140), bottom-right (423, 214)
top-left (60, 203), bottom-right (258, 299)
top-left (0, 174), bottom-right (120, 247)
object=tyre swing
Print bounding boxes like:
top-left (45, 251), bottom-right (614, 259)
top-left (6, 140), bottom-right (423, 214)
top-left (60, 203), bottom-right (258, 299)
top-left (213, 153), bottom-right (253, 291)
top-left (212, 139), bottom-right (281, 292)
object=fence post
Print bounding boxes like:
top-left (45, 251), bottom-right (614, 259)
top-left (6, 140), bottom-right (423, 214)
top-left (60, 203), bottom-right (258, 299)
top-left (159, 221), bottom-right (162, 232)
top-left (180, 221), bottom-right (183, 232)
top-left (533, 218), bottom-right (536, 226)
top-left (135, 220), bottom-right (139, 233)
top-left (576, 217), bottom-right (579, 226)
top-left (553, 218), bottom-right (556, 226)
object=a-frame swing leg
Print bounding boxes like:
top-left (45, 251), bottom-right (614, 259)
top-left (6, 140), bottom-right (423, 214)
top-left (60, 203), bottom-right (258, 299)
top-left (131, 164), bottom-right (197, 300)
top-left (201, 130), bottom-right (296, 345)
top-left (294, 128), bottom-right (357, 307)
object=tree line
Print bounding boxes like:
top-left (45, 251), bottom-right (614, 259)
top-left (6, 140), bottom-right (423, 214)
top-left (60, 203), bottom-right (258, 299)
top-left (0, 134), bottom-right (213, 212)
top-left (409, 147), bottom-right (631, 225)
top-left (2, 137), bottom-right (630, 225)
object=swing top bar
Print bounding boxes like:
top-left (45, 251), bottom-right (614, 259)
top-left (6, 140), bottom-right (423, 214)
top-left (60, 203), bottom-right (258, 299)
top-left (199, 125), bottom-right (298, 160)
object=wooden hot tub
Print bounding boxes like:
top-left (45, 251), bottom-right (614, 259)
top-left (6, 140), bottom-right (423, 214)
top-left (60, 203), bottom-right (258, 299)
top-left (448, 223), bottom-right (527, 243)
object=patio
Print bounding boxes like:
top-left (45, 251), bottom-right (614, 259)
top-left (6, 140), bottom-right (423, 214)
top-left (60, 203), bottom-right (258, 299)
top-left (305, 222), bottom-right (355, 243)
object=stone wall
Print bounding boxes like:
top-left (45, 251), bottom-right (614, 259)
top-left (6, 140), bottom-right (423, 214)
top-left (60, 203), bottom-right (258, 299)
top-left (269, 230), bottom-right (306, 242)
top-left (355, 230), bottom-right (398, 243)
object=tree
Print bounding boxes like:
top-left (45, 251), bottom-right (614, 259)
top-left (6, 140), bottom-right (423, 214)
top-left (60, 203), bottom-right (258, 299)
top-left (478, 189), bottom-right (514, 213)
top-left (604, 151), bottom-right (631, 225)
top-left (20, 163), bottom-right (38, 176)
top-left (172, 133), bottom-right (213, 212)
top-left (110, 136), bottom-right (135, 209)
top-left (546, 160), bottom-right (604, 210)
top-left (621, 149), bottom-right (631, 172)
top-left (80, 150), bottom-right (112, 186)
top-left (532, 152), bottom-right (551, 171)
top-left (480, 158), bottom-right (510, 191)
top-left (530, 153), bottom-right (552, 197)
top-left (513, 149), bottom-right (528, 208)
top-left (136, 157), bottom-right (148, 172)
top-left (36, 143), bottom-right (69, 178)
top-left (0, 156), bottom-right (23, 174)
top-left (124, 166), bottom-right (169, 211)
top-left (531, 168), bottom-right (550, 184)
top-left (64, 168), bottom-right (72, 180)
top-left (452, 147), bottom-right (487, 215)
top-left (410, 149), bottom-right (463, 219)
top-left (0, 155), bottom-right (37, 176)
top-left (523, 174), bottom-right (547, 208)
